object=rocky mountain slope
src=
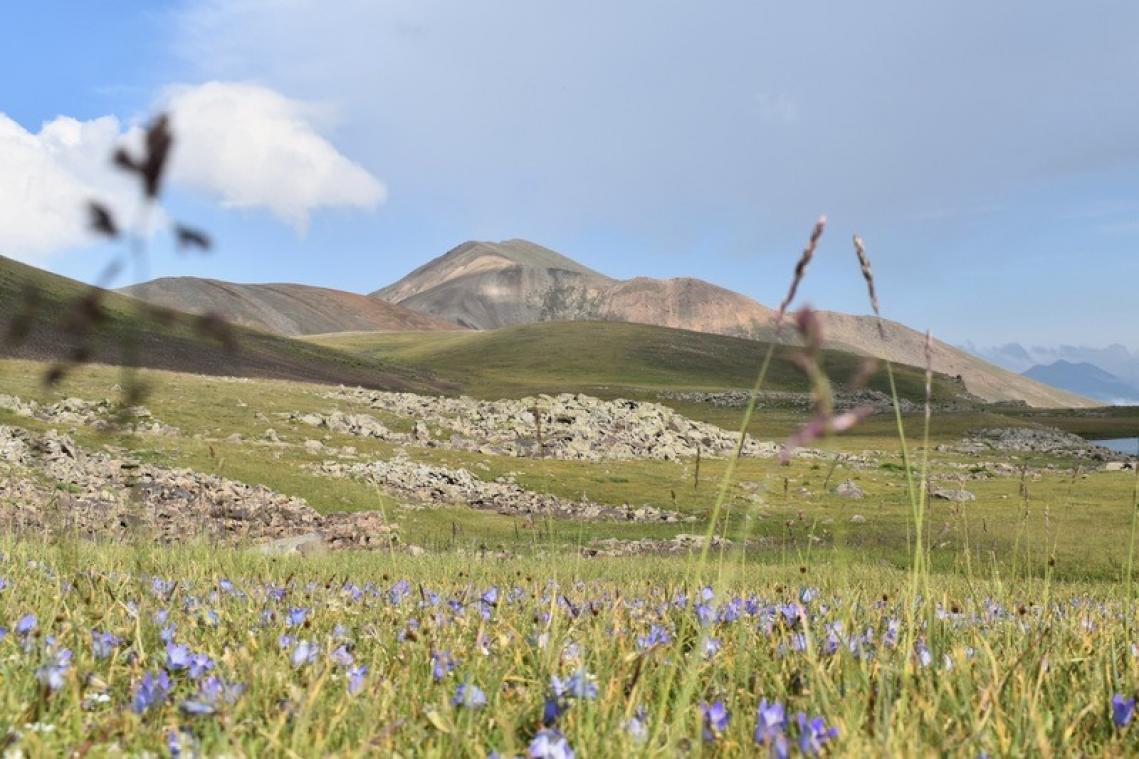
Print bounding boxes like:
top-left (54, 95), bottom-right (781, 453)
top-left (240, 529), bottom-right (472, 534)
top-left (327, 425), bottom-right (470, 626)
top-left (119, 277), bottom-right (459, 336)
top-left (0, 254), bottom-right (448, 393)
top-left (374, 240), bottom-right (1094, 408)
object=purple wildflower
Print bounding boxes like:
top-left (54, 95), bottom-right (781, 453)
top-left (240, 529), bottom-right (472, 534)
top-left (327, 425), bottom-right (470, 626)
top-left (35, 648), bottom-right (72, 692)
top-left (347, 664), bottom-right (368, 695)
top-left (330, 644), bottom-right (355, 667)
top-left (637, 624), bottom-right (672, 651)
top-left (796, 713), bottom-right (839, 755)
top-left (1113, 693), bottom-right (1135, 727)
top-left (528, 728), bottom-right (575, 759)
top-left (755, 698), bottom-right (786, 745)
top-left (189, 652), bottom-right (215, 679)
top-left (551, 669), bottom-right (597, 700)
top-left (91, 630), bottom-right (121, 660)
top-left (701, 700), bottom-right (731, 741)
top-left (165, 642), bottom-right (192, 671)
top-left (132, 670), bottom-right (172, 714)
top-left (291, 640), bottom-right (319, 668)
top-left (453, 682), bottom-right (488, 709)
top-left (15, 613), bottom-right (36, 636)
top-left (432, 649), bottom-right (457, 681)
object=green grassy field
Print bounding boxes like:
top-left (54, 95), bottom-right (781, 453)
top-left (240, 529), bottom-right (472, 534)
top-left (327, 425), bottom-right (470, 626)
top-left (2, 540), bottom-right (1139, 756)
top-left (1, 358), bottom-right (1135, 580)
top-left (307, 322), bottom-right (965, 402)
top-left (0, 254), bottom-right (448, 393)
top-left (2, 349), bottom-right (1138, 755)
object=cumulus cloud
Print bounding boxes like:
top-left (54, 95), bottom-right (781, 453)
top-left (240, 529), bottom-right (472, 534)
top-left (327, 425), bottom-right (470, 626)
top-left (163, 81), bottom-right (386, 231)
top-left (0, 114), bottom-right (132, 258)
top-left (0, 81), bottom-right (385, 259)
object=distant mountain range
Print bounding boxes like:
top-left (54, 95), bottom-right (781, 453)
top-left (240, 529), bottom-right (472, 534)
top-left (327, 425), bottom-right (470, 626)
top-left (111, 238), bottom-right (1095, 408)
top-left (1022, 360), bottom-right (1139, 405)
top-left (120, 278), bottom-right (458, 336)
top-left (967, 341), bottom-right (1139, 386)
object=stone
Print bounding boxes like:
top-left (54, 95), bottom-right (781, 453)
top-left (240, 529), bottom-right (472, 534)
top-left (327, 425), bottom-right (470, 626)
top-left (833, 480), bottom-right (864, 499)
top-left (931, 488), bottom-right (975, 502)
top-left (850, 514), bottom-right (866, 523)
top-left (262, 428), bottom-right (281, 443)
top-left (303, 439), bottom-right (325, 453)
top-left (256, 533), bottom-right (327, 556)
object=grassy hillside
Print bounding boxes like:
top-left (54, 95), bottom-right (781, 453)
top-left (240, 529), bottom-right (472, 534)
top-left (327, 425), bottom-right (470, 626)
top-left (0, 254), bottom-right (450, 393)
top-left (308, 320), bottom-right (967, 402)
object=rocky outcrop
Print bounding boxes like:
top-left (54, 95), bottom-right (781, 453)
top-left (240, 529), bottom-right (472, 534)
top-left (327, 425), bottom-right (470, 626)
top-left (657, 388), bottom-right (980, 414)
top-left (581, 533), bottom-right (767, 557)
top-left (941, 427), bottom-right (1126, 460)
top-left (319, 388), bottom-right (781, 461)
top-left (0, 426), bottom-right (396, 550)
top-left (0, 394), bottom-right (177, 435)
top-left (318, 454), bottom-right (692, 523)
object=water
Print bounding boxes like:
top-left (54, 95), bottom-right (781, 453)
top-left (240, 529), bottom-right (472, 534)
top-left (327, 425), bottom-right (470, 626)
top-left (1092, 438), bottom-right (1139, 456)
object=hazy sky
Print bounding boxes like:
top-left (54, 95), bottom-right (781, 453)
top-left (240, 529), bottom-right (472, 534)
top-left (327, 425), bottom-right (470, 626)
top-left (2, 1), bottom-right (1137, 350)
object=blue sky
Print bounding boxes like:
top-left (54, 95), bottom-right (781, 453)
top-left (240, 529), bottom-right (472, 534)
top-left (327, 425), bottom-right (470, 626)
top-left (2, 1), bottom-right (1137, 351)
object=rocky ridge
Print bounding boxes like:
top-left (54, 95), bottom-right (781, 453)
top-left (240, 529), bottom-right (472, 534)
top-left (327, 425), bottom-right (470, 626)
top-left (0, 425), bottom-right (397, 551)
top-left (317, 388), bottom-right (782, 461)
top-left (0, 394), bottom-right (177, 435)
top-left (318, 453), bottom-right (691, 523)
top-left (941, 427), bottom-right (1127, 461)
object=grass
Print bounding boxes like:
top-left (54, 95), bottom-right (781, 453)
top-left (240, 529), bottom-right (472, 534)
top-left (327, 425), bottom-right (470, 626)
top-left (1, 341), bottom-right (1137, 754)
top-left (1, 540), bottom-right (1138, 756)
top-left (0, 254), bottom-right (449, 393)
top-left (307, 321), bottom-right (964, 402)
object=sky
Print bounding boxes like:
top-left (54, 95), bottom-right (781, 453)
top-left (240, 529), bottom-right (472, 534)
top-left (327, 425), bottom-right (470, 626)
top-left (2, 1), bottom-right (1137, 352)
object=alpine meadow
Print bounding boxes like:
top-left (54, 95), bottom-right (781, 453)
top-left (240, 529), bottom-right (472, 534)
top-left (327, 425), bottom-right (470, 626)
top-left (2, 3), bottom-right (1138, 757)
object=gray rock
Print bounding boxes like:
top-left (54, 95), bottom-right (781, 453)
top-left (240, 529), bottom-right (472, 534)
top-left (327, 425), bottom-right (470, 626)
top-left (833, 480), bottom-right (864, 499)
top-left (256, 533), bottom-right (327, 556)
top-left (931, 488), bottom-right (975, 502)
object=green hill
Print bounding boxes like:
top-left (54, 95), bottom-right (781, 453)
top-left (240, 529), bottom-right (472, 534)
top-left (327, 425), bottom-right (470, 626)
top-left (308, 320), bottom-right (966, 402)
top-left (0, 254), bottom-right (450, 393)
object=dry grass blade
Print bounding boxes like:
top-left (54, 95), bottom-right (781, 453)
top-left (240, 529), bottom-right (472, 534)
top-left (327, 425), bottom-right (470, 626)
top-left (775, 215), bottom-right (826, 333)
top-left (853, 234), bottom-right (885, 339)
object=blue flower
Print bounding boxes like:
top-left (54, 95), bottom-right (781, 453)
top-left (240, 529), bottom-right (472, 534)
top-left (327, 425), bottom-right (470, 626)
top-left (15, 613), bottom-right (36, 636)
top-left (637, 624), bottom-right (672, 651)
top-left (189, 652), bottom-right (215, 679)
top-left (291, 640), bottom-right (319, 668)
top-left (1113, 693), bottom-right (1136, 727)
top-left (624, 706), bottom-right (649, 743)
top-left (701, 636), bottom-right (722, 659)
top-left (165, 642), bottom-right (192, 671)
top-left (35, 648), bottom-right (72, 692)
top-left (347, 664), bottom-right (368, 695)
top-left (331, 645), bottom-right (355, 667)
top-left (286, 607), bottom-right (309, 627)
top-left (452, 682), bottom-right (488, 709)
top-left (528, 728), bottom-right (575, 759)
top-left (132, 670), bottom-right (172, 714)
top-left (91, 630), bottom-right (121, 660)
top-left (551, 669), bottom-right (597, 700)
top-left (432, 650), bottom-right (457, 681)
top-left (796, 713), bottom-right (839, 755)
top-left (755, 698), bottom-right (786, 746)
top-left (701, 700), bottom-right (731, 741)
top-left (180, 676), bottom-right (245, 715)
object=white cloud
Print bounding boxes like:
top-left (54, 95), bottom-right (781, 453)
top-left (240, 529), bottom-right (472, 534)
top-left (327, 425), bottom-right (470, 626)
top-left (0, 114), bottom-right (133, 258)
top-left (163, 81), bottom-right (386, 231)
top-left (0, 81), bottom-right (385, 259)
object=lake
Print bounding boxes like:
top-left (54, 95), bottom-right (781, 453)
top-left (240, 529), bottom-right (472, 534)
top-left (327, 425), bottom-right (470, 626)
top-left (1093, 438), bottom-right (1139, 456)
